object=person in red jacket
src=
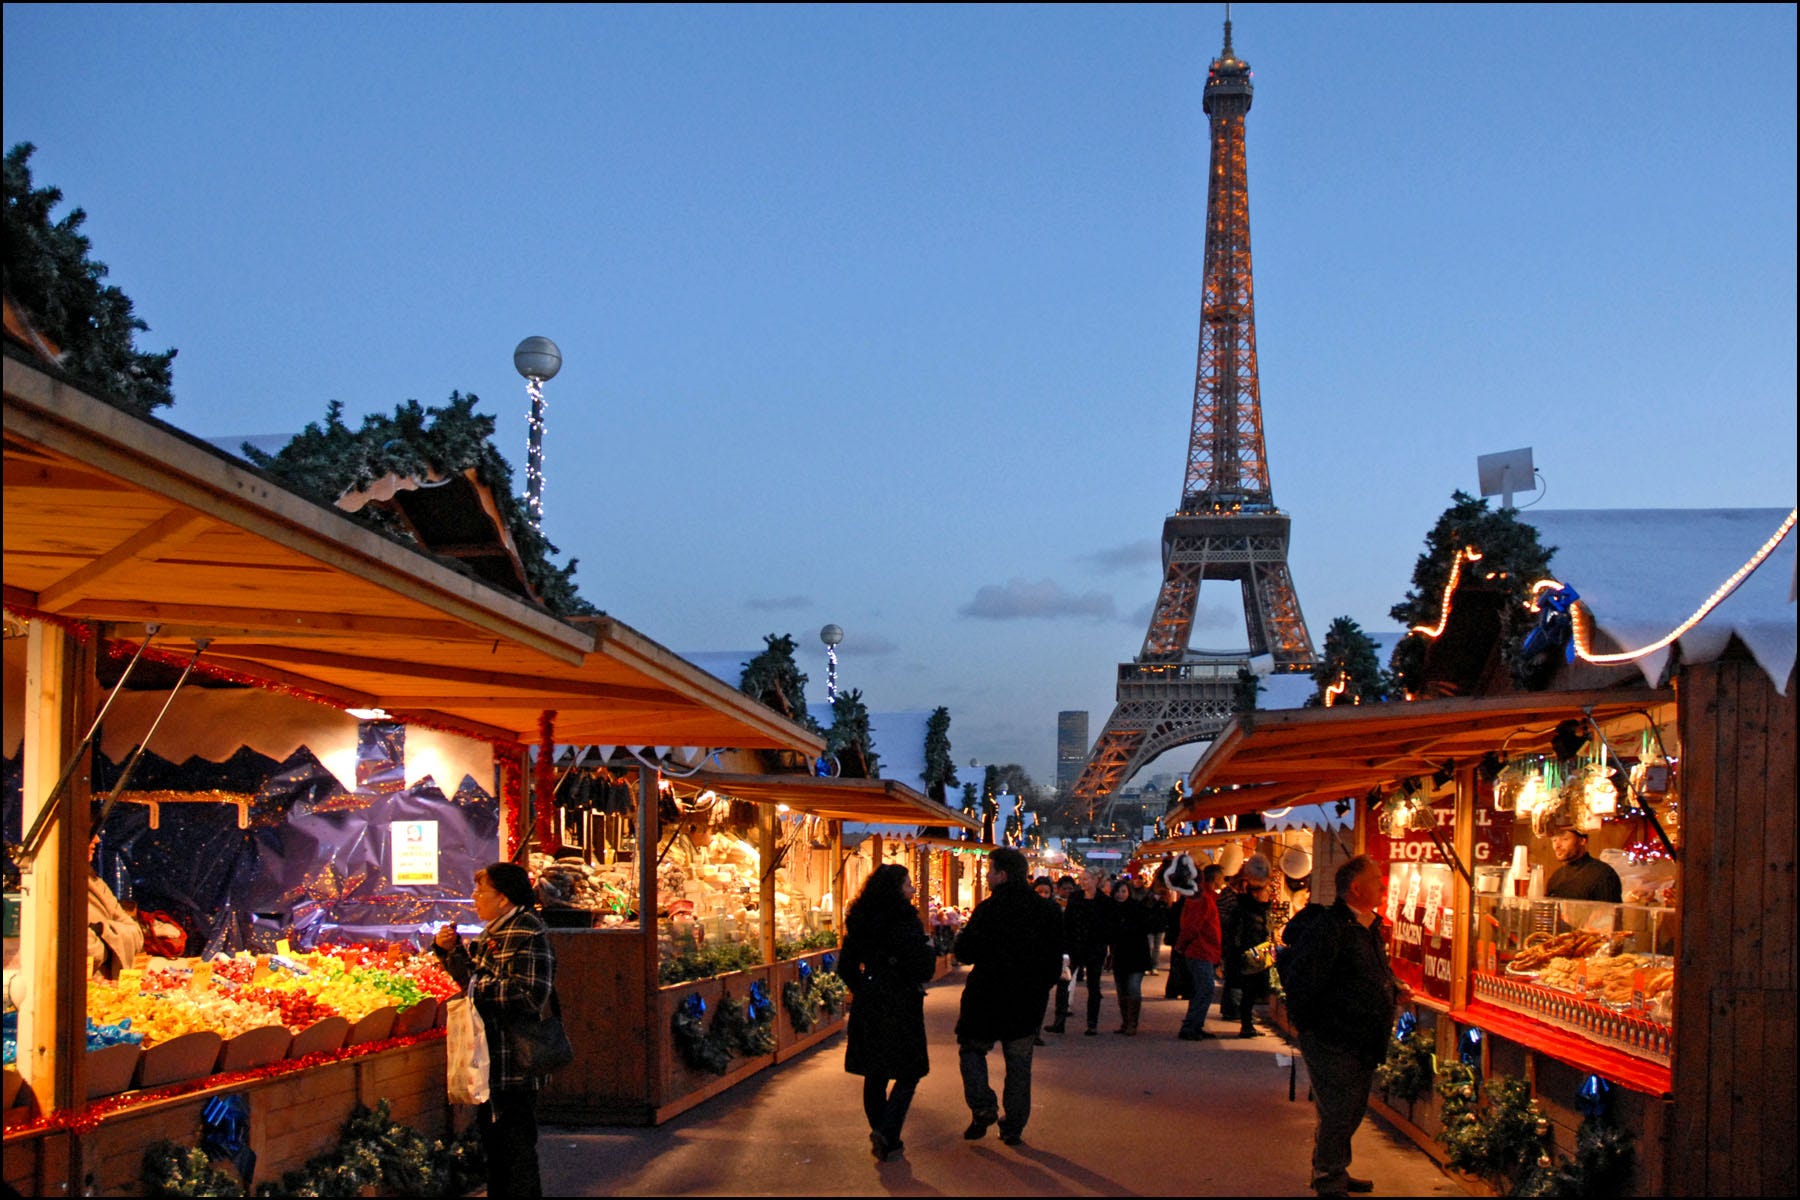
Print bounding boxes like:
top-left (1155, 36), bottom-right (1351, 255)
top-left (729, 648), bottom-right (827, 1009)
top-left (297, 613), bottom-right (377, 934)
top-left (1174, 863), bottom-right (1225, 1040)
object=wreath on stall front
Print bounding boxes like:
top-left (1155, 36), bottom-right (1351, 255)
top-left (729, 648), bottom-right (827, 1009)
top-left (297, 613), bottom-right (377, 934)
top-left (781, 957), bottom-right (849, 1033)
top-left (671, 993), bottom-right (733, 1076)
top-left (1375, 1028), bottom-right (1438, 1105)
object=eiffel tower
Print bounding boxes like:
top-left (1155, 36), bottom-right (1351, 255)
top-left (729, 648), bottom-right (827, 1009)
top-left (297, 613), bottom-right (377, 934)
top-left (1075, 17), bottom-right (1316, 820)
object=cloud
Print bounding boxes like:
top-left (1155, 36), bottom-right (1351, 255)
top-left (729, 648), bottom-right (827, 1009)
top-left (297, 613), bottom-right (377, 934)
top-left (744, 595), bottom-right (812, 611)
top-left (958, 578), bottom-right (1117, 621)
top-left (838, 633), bottom-right (899, 657)
top-left (1078, 539), bottom-right (1160, 572)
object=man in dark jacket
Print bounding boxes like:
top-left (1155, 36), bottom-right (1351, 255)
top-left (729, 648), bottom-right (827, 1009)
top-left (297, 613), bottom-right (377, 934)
top-left (1281, 854), bottom-right (1403, 1198)
top-left (954, 847), bottom-right (1064, 1146)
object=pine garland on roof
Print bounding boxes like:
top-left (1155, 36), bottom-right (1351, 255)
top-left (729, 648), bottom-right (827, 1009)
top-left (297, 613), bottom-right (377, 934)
top-left (242, 392), bottom-right (596, 616)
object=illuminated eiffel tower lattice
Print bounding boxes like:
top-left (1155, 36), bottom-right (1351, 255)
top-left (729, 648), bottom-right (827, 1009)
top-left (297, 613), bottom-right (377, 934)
top-left (1075, 18), bottom-right (1316, 820)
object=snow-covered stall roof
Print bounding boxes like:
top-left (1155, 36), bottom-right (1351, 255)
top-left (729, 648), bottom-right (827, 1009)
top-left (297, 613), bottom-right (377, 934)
top-left (1524, 508), bottom-right (1796, 693)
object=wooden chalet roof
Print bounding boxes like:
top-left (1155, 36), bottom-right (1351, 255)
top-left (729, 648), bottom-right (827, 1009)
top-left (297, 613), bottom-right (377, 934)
top-left (1172, 687), bottom-right (1673, 823)
top-left (692, 772), bottom-right (981, 831)
top-left (3, 352), bottom-right (823, 755)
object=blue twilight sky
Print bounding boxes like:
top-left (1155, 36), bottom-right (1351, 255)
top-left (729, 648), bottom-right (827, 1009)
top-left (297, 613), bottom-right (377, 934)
top-left (5, 4), bottom-right (1795, 782)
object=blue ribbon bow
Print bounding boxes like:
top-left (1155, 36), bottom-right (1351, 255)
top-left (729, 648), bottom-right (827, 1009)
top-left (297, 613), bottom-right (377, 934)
top-left (201, 1094), bottom-right (256, 1181)
top-left (797, 960), bottom-right (813, 983)
top-left (1395, 1010), bottom-right (1418, 1040)
top-left (1458, 1027), bottom-right (1483, 1070)
top-left (748, 981), bottom-right (771, 1021)
top-left (821, 953), bottom-right (836, 972)
top-left (680, 993), bottom-right (707, 1020)
top-left (1576, 1074), bottom-right (1612, 1119)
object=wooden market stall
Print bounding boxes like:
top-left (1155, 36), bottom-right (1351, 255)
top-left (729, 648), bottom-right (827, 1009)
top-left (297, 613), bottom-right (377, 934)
top-left (4, 348), bottom-right (824, 1193)
top-left (1170, 506), bottom-right (1797, 1196)
top-left (534, 772), bottom-right (977, 1125)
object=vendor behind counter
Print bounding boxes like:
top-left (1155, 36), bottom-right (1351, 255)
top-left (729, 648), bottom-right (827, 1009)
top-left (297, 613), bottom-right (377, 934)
top-left (1544, 821), bottom-right (1622, 902)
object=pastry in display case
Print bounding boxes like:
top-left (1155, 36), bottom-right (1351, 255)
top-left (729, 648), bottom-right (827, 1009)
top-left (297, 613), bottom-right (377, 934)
top-left (1473, 891), bottom-right (1677, 1062)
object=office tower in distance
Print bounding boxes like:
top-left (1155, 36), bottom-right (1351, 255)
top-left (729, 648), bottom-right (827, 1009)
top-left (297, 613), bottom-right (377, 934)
top-left (1056, 710), bottom-right (1090, 794)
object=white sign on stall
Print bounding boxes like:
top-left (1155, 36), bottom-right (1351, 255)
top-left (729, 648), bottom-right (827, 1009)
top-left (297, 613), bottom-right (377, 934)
top-left (391, 820), bottom-right (439, 885)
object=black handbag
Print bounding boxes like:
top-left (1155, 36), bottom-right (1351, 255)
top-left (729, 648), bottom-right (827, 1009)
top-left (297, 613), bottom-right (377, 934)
top-left (509, 990), bottom-right (573, 1076)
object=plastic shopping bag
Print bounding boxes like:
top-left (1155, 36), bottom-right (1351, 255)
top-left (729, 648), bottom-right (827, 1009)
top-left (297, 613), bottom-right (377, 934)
top-left (445, 991), bottom-right (490, 1106)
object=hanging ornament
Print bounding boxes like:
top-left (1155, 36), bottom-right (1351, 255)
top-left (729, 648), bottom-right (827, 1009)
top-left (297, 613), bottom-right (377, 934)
top-left (1458, 1026), bottom-right (1484, 1070)
top-left (1576, 1074), bottom-right (1613, 1119)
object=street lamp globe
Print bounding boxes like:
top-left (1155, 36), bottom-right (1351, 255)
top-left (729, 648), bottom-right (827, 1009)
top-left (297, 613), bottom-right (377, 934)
top-left (820, 624), bottom-right (844, 647)
top-left (513, 336), bottom-right (562, 382)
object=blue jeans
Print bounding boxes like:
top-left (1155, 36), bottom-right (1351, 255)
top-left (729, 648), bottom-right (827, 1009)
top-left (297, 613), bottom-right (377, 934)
top-left (1298, 1030), bottom-right (1377, 1193)
top-left (958, 1035), bottom-right (1036, 1135)
top-left (1179, 959), bottom-right (1217, 1035)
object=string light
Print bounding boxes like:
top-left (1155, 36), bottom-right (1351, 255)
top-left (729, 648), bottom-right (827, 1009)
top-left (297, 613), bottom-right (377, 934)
top-left (524, 375), bottom-right (547, 529)
top-left (1323, 672), bottom-right (1348, 707)
top-left (1411, 546), bottom-right (1483, 639)
top-left (1532, 508), bottom-right (1795, 665)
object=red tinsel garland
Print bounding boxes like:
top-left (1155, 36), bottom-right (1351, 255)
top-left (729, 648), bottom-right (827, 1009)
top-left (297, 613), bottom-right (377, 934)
top-left (1, 602), bottom-right (94, 642)
top-left (534, 710), bottom-right (559, 855)
top-left (3, 1027), bottom-right (447, 1138)
top-left (497, 745), bottom-right (525, 860)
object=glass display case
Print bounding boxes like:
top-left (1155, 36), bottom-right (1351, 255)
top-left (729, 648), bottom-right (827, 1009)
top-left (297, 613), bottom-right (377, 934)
top-left (1471, 891), bottom-right (1676, 1064)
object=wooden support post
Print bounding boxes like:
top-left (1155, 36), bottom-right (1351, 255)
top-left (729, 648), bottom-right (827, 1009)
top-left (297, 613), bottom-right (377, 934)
top-left (758, 804), bottom-right (777, 966)
top-left (915, 845), bottom-right (930, 933)
top-left (19, 621), bottom-right (91, 1127)
top-left (637, 765), bottom-right (662, 1097)
top-left (1451, 765), bottom-right (1476, 1011)
top-left (829, 821), bottom-right (844, 941)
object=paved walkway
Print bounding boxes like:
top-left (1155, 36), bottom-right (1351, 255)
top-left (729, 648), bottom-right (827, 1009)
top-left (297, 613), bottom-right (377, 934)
top-left (540, 963), bottom-right (1463, 1196)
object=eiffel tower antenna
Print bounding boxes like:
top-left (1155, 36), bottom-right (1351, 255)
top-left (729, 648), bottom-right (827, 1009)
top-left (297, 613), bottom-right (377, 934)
top-left (1074, 17), bottom-right (1316, 820)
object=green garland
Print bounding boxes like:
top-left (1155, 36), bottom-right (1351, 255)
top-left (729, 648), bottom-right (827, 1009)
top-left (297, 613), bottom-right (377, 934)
top-left (144, 1101), bottom-right (481, 1198)
top-left (812, 971), bottom-right (848, 1016)
top-left (657, 940), bottom-right (763, 985)
top-left (671, 1003), bottom-right (733, 1076)
top-left (1512, 1112), bottom-right (1635, 1198)
top-left (1374, 1030), bottom-right (1437, 1104)
top-left (773, 929), bottom-right (840, 960)
top-left (1435, 1064), bottom-right (1545, 1189)
top-left (782, 980), bottom-right (819, 1033)
top-left (143, 1142), bottom-right (245, 1197)
top-left (713, 991), bottom-right (775, 1057)
top-left (780, 968), bottom-right (850, 1033)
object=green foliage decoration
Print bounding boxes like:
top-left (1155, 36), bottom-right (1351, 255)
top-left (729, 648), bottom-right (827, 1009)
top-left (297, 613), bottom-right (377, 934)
top-left (244, 1100), bottom-right (482, 1197)
top-left (1434, 1063), bottom-right (1546, 1189)
top-left (826, 688), bottom-right (881, 779)
top-left (739, 634), bottom-right (824, 731)
top-left (241, 393), bottom-right (595, 616)
top-left (811, 970), bottom-right (848, 1016)
top-left (657, 939), bottom-right (762, 985)
top-left (4, 143), bottom-right (178, 415)
top-left (714, 989), bottom-right (774, 1056)
top-left (782, 978), bottom-right (819, 1033)
top-left (923, 706), bottom-right (959, 802)
top-left (1308, 615), bottom-right (1393, 707)
top-left (1388, 491), bottom-right (1554, 696)
top-left (1234, 668), bottom-right (1263, 712)
top-left (1512, 1112), bottom-right (1636, 1198)
top-left (671, 1001), bottom-right (733, 1076)
top-left (1373, 1029), bottom-right (1436, 1104)
top-left (774, 929), bottom-right (839, 960)
top-left (143, 1142), bottom-right (245, 1197)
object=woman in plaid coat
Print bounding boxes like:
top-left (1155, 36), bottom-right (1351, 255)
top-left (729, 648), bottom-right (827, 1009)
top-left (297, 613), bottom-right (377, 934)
top-left (435, 862), bottom-right (557, 1198)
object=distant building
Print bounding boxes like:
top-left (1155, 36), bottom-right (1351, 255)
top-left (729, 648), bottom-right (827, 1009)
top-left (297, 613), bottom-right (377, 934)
top-left (1056, 710), bottom-right (1089, 792)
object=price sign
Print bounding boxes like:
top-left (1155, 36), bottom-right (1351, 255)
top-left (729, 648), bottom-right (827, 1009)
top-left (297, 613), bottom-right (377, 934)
top-left (391, 820), bottom-right (439, 886)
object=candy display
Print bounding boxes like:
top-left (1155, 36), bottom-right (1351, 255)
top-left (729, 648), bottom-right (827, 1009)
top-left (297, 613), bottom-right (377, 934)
top-left (76, 946), bottom-right (456, 1046)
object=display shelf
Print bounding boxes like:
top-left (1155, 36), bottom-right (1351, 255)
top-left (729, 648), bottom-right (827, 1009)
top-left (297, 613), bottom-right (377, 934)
top-left (1472, 971), bottom-right (1671, 1065)
top-left (84, 1043), bottom-right (140, 1101)
top-left (216, 1025), bottom-right (291, 1072)
top-left (135, 1031), bottom-right (223, 1089)
top-left (1454, 1001), bottom-right (1672, 1096)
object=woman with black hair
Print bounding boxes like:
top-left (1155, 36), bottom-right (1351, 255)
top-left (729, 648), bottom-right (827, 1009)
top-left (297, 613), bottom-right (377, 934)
top-left (838, 863), bottom-right (936, 1162)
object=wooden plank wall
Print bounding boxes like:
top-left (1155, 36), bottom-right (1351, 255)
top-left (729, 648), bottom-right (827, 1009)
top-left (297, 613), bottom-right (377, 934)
top-left (537, 931), bottom-right (651, 1122)
top-left (1671, 654), bottom-right (1797, 1196)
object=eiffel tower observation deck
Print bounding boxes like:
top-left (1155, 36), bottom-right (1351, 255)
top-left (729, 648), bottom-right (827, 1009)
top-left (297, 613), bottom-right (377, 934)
top-left (1075, 17), bottom-right (1317, 818)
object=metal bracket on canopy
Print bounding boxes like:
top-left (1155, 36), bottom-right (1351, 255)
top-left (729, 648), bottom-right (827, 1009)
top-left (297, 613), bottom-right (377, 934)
top-left (16, 625), bottom-right (161, 869)
top-left (91, 640), bottom-right (211, 837)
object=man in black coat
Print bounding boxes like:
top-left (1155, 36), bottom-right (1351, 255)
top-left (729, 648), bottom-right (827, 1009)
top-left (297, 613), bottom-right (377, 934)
top-left (1281, 854), bottom-right (1403, 1198)
top-left (953, 846), bottom-right (1064, 1146)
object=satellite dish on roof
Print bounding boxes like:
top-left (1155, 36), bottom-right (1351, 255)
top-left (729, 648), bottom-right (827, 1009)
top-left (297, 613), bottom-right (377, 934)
top-left (1477, 447), bottom-right (1537, 511)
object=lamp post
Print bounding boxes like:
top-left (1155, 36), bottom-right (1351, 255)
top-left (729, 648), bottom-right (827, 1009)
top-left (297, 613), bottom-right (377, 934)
top-left (513, 336), bottom-right (563, 528)
top-left (819, 624), bottom-right (844, 703)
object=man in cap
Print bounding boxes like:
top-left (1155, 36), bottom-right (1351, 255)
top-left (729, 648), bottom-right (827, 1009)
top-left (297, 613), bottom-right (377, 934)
top-left (953, 847), bottom-right (1064, 1146)
top-left (1545, 820), bottom-right (1621, 902)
